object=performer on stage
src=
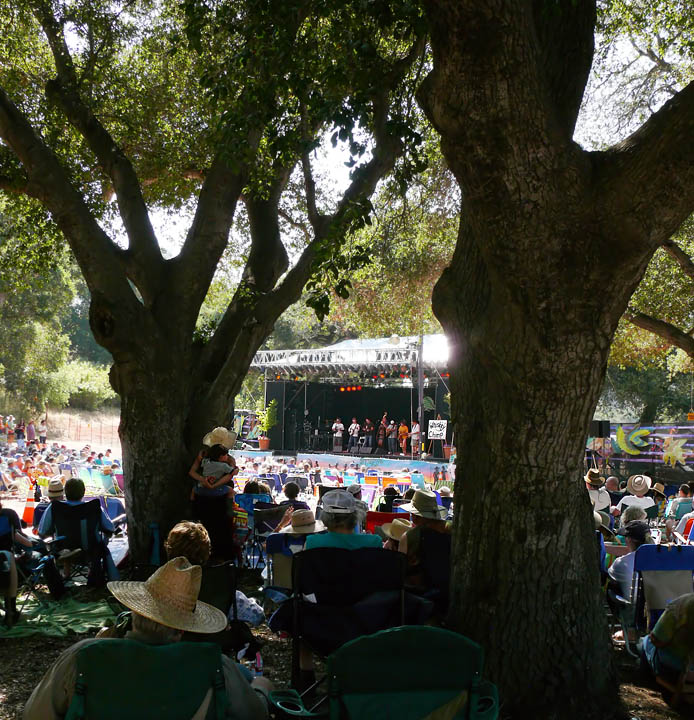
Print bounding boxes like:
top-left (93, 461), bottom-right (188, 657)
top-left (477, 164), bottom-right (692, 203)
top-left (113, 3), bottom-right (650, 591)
top-left (363, 418), bottom-right (375, 449)
top-left (387, 420), bottom-right (398, 455)
top-left (398, 419), bottom-right (409, 455)
top-left (410, 418), bottom-right (421, 457)
top-left (332, 417), bottom-right (344, 452)
top-left (347, 417), bottom-right (360, 452)
top-left (377, 414), bottom-right (387, 454)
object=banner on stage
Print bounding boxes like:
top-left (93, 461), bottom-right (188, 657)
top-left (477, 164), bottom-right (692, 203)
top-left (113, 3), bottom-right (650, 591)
top-left (427, 420), bottom-right (447, 440)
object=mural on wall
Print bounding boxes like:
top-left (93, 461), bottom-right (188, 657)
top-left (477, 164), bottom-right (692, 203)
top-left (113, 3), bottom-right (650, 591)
top-left (586, 423), bottom-right (694, 471)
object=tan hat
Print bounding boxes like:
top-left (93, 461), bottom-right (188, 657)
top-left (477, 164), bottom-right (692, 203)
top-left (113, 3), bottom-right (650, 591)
top-left (652, 482), bottom-right (666, 497)
top-left (48, 478), bottom-right (64, 500)
top-left (593, 511), bottom-right (615, 539)
top-left (280, 509), bottom-right (325, 535)
top-left (627, 474), bottom-right (652, 497)
top-left (439, 485), bottom-right (452, 497)
top-left (584, 469), bottom-right (605, 487)
top-left (107, 557), bottom-right (227, 633)
top-left (400, 489), bottom-right (447, 519)
top-left (381, 518), bottom-right (413, 541)
top-left (202, 427), bottom-right (238, 450)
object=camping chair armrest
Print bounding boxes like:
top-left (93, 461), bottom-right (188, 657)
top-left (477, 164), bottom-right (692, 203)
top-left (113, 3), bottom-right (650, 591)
top-left (111, 513), bottom-right (128, 527)
top-left (269, 689), bottom-right (324, 718)
top-left (673, 532), bottom-right (689, 545)
top-left (474, 680), bottom-right (499, 720)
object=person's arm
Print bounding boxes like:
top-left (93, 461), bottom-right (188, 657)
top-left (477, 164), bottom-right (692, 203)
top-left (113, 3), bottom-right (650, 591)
top-left (221, 656), bottom-right (271, 720)
top-left (274, 506), bottom-right (293, 532)
top-left (188, 451), bottom-right (206, 484)
top-left (210, 469), bottom-right (238, 490)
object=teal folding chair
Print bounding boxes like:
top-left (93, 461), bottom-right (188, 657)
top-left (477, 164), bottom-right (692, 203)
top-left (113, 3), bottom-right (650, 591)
top-left (65, 639), bottom-right (228, 719)
top-left (271, 626), bottom-right (499, 719)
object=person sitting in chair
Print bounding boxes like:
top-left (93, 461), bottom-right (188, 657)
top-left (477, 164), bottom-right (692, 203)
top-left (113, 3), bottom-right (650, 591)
top-left (305, 491), bottom-right (380, 550)
top-left (38, 478), bottom-right (118, 582)
top-left (279, 482), bottom-right (309, 511)
top-left (639, 592), bottom-right (694, 706)
top-left (398, 490), bottom-right (449, 587)
top-left (613, 475), bottom-right (655, 520)
top-left (23, 557), bottom-right (272, 720)
top-left (0, 500), bottom-right (37, 626)
top-left (667, 484), bottom-right (692, 520)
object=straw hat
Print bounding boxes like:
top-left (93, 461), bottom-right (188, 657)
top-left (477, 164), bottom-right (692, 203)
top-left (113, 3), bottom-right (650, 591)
top-left (280, 509), bottom-right (325, 535)
top-left (627, 474), bottom-right (651, 497)
top-left (202, 427), bottom-right (238, 449)
top-left (381, 518), bottom-right (413, 542)
top-left (439, 486), bottom-right (452, 497)
top-left (652, 482), bottom-right (666, 498)
top-left (400, 489), bottom-right (447, 519)
top-left (107, 557), bottom-right (227, 633)
top-left (593, 511), bottom-right (615, 539)
top-left (584, 469), bottom-right (605, 487)
top-left (47, 478), bottom-right (64, 500)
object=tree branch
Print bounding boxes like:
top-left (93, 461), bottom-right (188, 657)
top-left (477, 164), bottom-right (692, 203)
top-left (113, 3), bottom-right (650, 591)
top-left (34, 2), bottom-right (163, 303)
top-left (663, 240), bottom-right (694, 284)
top-left (601, 79), bottom-right (694, 249)
top-left (531, 0), bottom-right (596, 136)
top-left (278, 208), bottom-right (311, 243)
top-left (301, 152), bottom-right (322, 233)
top-left (625, 309), bottom-right (694, 359)
top-left (0, 85), bottom-right (146, 354)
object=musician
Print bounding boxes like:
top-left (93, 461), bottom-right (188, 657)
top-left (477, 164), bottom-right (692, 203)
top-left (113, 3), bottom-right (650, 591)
top-left (332, 417), bottom-right (344, 452)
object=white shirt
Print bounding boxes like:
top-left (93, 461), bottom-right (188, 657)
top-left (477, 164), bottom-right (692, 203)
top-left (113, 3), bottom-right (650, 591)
top-left (348, 423), bottom-right (360, 437)
top-left (411, 422), bottom-right (420, 439)
top-left (588, 487), bottom-right (611, 512)
top-left (332, 422), bottom-right (344, 437)
top-left (608, 551), bottom-right (636, 600)
top-left (616, 495), bottom-right (654, 513)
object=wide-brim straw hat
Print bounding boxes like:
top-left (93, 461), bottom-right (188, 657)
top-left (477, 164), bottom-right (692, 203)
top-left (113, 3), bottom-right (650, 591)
top-left (593, 511), bottom-right (615, 539)
top-left (107, 557), bottom-right (227, 634)
top-left (652, 482), bottom-right (666, 497)
top-left (202, 426), bottom-right (238, 449)
top-left (627, 474), bottom-right (651, 497)
top-left (280, 509), bottom-right (325, 535)
top-left (400, 489), bottom-right (447, 519)
top-left (381, 518), bottom-right (413, 541)
top-left (584, 469), bottom-right (605, 487)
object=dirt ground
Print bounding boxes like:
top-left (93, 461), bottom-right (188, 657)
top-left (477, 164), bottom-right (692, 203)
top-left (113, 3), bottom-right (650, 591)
top-left (2, 569), bottom-right (692, 720)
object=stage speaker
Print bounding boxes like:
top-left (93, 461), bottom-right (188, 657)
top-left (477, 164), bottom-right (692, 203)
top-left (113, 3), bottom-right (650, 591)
top-left (350, 446), bottom-right (360, 454)
top-left (360, 446), bottom-right (374, 455)
top-left (590, 420), bottom-right (611, 437)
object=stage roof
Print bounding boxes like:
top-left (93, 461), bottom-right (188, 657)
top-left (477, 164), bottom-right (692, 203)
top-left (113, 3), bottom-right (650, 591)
top-left (251, 334), bottom-right (450, 379)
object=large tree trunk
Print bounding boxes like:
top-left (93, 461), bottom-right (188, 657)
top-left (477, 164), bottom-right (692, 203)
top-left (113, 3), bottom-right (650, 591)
top-left (433, 218), bottom-right (642, 715)
top-left (417, 1), bottom-right (694, 714)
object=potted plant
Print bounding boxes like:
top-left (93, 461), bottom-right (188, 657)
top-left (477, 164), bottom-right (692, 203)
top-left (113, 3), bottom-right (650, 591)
top-left (257, 399), bottom-right (278, 451)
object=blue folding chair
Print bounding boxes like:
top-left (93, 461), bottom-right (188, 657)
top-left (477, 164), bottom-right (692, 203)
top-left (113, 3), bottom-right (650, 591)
top-left (263, 532), bottom-right (308, 604)
top-left (235, 494), bottom-right (272, 567)
top-left (619, 544), bottom-right (694, 657)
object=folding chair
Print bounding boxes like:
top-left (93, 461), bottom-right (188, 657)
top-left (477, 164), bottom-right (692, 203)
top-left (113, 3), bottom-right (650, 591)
top-left (64, 639), bottom-right (228, 720)
top-left (51, 499), bottom-right (110, 585)
top-left (235, 493), bottom-right (272, 568)
top-left (271, 626), bottom-right (499, 720)
top-left (263, 532), bottom-right (307, 605)
top-left (365, 511), bottom-right (403, 535)
top-left (668, 498), bottom-right (694, 521)
top-left (417, 528), bottom-right (452, 615)
top-left (615, 544), bottom-right (694, 657)
top-left (289, 547), bottom-right (407, 688)
top-left (286, 475), bottom-right (310, 492)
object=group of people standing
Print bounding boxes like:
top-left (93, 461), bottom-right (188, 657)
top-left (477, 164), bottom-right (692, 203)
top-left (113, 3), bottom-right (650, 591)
top-left (0, 415), bottom-right (47, 449)
top-left (332, 413), bottom-right (420, 456)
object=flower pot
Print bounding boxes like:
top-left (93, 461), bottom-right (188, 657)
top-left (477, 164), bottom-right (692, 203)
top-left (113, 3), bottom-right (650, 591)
top-left (443, 444), bottom-right (452, 460)
top-left (258, 436), bottom-right (270, 451)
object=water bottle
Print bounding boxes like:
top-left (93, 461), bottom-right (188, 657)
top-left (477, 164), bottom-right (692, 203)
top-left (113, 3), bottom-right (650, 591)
top-left (253, 652), bottom-right (263, 679)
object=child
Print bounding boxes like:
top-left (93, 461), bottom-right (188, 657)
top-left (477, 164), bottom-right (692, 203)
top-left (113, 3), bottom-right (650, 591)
top-left (194, 444), bottom-right (239, 513)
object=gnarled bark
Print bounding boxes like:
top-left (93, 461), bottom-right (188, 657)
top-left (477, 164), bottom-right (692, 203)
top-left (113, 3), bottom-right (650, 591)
top-left (418, 0), bottom-right (694, 715)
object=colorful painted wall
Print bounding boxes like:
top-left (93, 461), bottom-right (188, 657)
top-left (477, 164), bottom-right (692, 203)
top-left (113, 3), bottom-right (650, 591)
top-left (586, 423), bottom-right (694, 469)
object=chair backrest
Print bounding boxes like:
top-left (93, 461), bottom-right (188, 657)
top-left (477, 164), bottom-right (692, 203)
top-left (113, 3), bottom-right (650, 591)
top-left (381, 478), bottom-right (399, 490)
top-left (632, 544), bottom-right (694, 629)
top-left (286, 474), bottom-right (309, 491)
top-left (52, 499), bottom-right (102, 551)
top-left (365, 511), bottom-right (402, 535)
top-left (234, 493), bottom-right (272, 515)
top-left (0, 514), bottom-right (13, 541)
top-left (684, 518), bottom-right (694, 541)
top-left (65, 639), bottom-right (227, 720)
top-left (644, 504), bottom-right (659, 520)
top-left (327, 626), bottom-right (489, 720)
top-left (676, 499), bottom-right (694, 520)
top-left (364, 475), bottom-right (379, 485)
top-left (266, 532), bottom-right (307, 589)
top-left (198, 561), bottom-right (237, 616)
top-left (254, 505), bottom-right (289, 535)
top-left (419, 528), bottom-right (452, 602)
top-left (293, 547), bottom-right (405, 607)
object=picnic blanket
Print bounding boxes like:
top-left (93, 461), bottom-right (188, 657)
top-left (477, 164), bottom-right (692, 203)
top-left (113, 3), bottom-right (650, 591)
top-left (0, 597), bottom-right (117, 638)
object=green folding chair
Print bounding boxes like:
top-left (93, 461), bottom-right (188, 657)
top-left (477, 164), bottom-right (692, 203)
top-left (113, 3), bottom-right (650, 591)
top-left (65, 639), bottom-right (228, 720)
top-left (271, 625), bottom-right (499, 719)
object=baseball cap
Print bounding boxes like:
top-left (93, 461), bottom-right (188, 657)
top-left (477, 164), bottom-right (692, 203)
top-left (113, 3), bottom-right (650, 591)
top-left (346, 484), bottom-right (362, 497)
top-left (322, 489), bottom-right (356, 514)
top-left (623, 520), bottom-right (650, 544)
